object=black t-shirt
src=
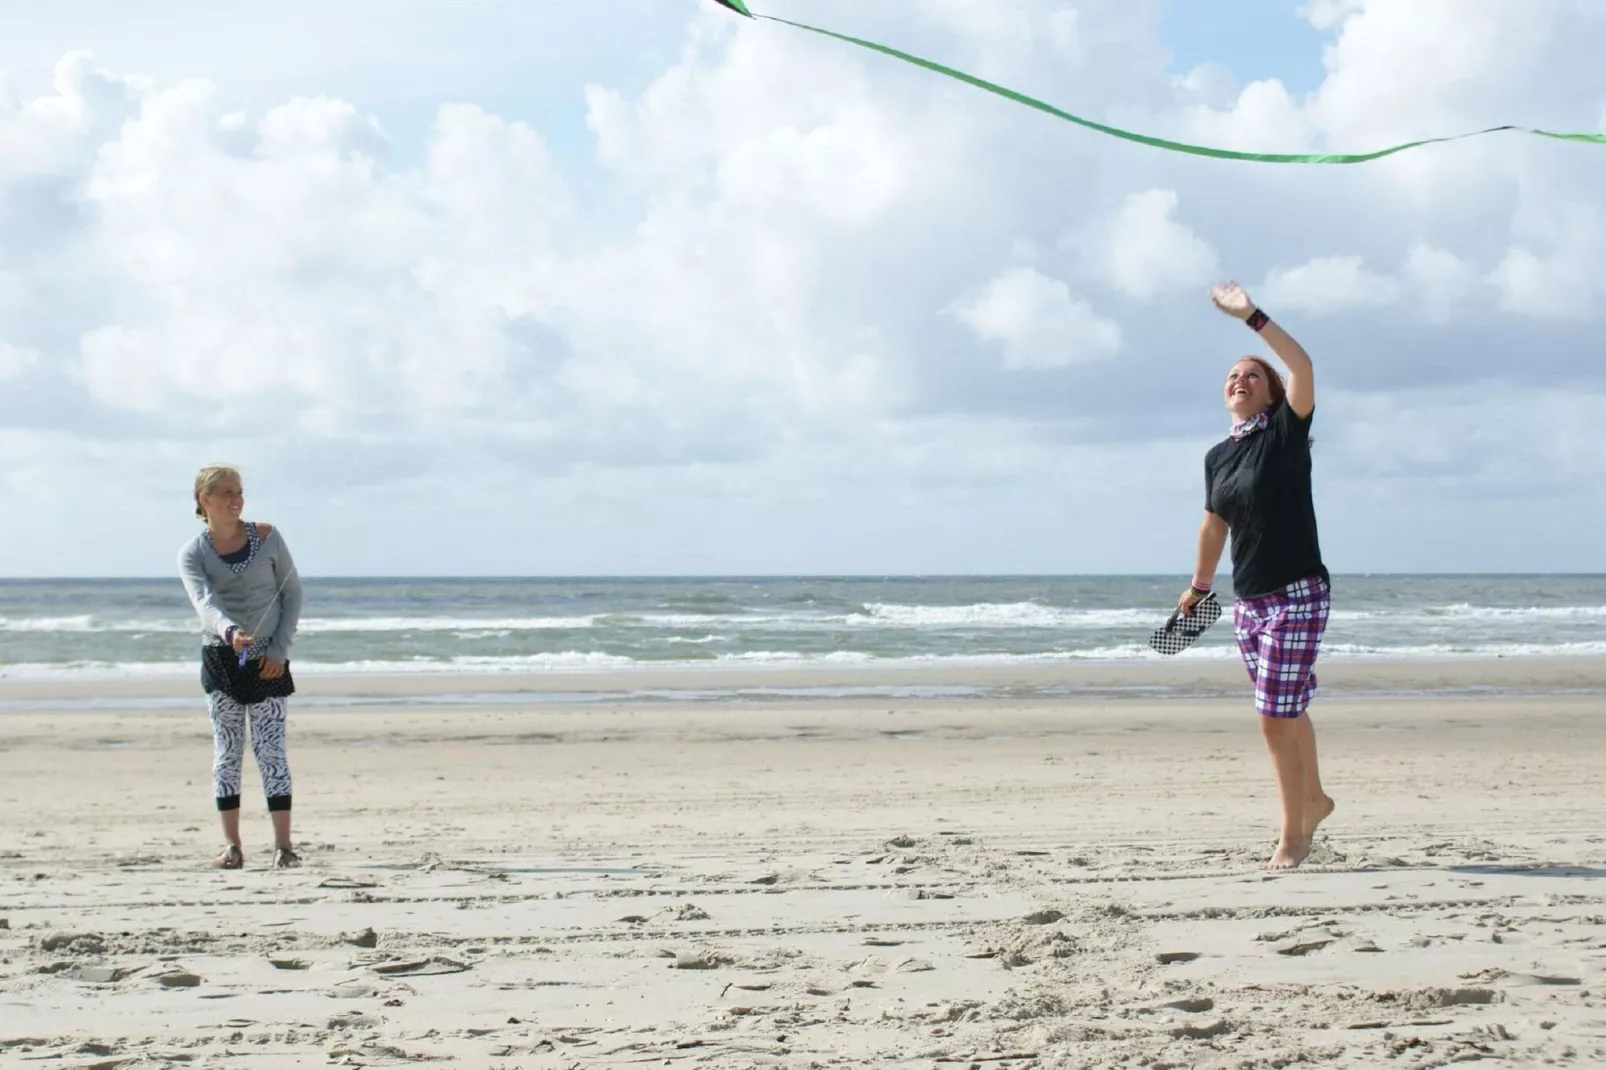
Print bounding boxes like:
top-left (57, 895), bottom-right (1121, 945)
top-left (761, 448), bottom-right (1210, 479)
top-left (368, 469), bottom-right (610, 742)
top-left (1204, 400), bottom-right (1328, 599)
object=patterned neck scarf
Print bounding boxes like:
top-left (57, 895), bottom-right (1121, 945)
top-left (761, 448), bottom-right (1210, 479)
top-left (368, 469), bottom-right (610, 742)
top-left (1231, 410), bottom-right (1269, 440)
top-left (205, 521), bottom-right (261, 575)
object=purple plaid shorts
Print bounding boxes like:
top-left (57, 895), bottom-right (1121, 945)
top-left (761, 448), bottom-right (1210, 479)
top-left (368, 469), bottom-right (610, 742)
top-left (1234, 575), bottom-right (1331, 718)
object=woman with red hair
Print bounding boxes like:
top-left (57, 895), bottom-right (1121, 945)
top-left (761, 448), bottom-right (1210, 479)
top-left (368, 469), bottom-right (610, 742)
top-left (1177, 282), bottom-right (1332, 870)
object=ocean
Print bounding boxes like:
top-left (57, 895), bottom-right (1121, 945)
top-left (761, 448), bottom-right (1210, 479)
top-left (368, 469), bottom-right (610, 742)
top-left (2, 575), bottom-right (1604, 683)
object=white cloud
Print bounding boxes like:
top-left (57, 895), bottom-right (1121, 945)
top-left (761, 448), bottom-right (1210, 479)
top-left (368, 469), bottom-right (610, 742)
top-left (1169, 61), bottom-right (1238, 111)
top-left (0, 0), bottom-right (1605, 574)
top-left (1180, 77), bottom-right (1313, 155)
top-left (0, 53), bottom-right (142, 181)
top-left (0, 339), bottom-right (38, 379)
top-left (1486, 199), bottom-right (1605, 320)
top-left (1183, 1), bottom-right (1606, 220)
top-left (1489, 248), bottom-right (1597, 320)
top-left (918, 0), bottom-right (1038, 78)
top-left (0, 271), bottom-right (27, 317)
top-left (1297, 0), bottom-right (1364, 32)
top-left (1400, 244), bottom-right (1482, 322)
top-left (1071, 188), bottom-right (1219, 299)
top-left (1258, 255), bottom-right (1400, 315)
top-left (949, 267), bottom-right (1122, 370)
top-left (1322, 384), bottom-right (1606, 491)
top-left (66, 84), bottom-right (568, 426)
top-left (1306, 2), bottom-right (1540, 146)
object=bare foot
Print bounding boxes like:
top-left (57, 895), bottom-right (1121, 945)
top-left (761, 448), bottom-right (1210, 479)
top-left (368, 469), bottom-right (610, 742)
top-left (1304, 795), bottom-right (1336, 840)
top-left (1268, 837), bottom-right (1310, 870)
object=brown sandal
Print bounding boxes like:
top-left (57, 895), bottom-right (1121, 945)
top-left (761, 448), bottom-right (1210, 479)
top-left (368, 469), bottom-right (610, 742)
top-left (214, 844), bottom-right (243, 869)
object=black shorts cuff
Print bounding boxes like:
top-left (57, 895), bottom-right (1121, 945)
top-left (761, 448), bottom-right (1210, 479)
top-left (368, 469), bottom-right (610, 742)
top-left (266, 794), bottom-right (292, 813)
top-left (216, 794), bottom-right (241, 812)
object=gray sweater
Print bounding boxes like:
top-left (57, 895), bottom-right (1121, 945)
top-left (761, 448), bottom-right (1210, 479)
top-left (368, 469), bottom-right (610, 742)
top-left (177, 526), bottom-right (304, 663)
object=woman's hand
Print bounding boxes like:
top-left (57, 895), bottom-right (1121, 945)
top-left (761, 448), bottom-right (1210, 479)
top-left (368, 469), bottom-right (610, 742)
top-left (259, 657), bottom-right (286, 680)
top-left (1209, 281), bottom-right (1256, 320)
top-left (230, 627), bottom-right (254, 655)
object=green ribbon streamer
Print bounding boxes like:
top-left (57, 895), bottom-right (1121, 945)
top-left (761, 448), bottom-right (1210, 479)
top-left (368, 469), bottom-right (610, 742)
top-left (715, 4), bottom-right (1606, 163)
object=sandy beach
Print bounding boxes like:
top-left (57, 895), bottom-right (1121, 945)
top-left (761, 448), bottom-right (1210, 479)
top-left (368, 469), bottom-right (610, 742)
top-left (2, 661), bottom-right (1604, 1068)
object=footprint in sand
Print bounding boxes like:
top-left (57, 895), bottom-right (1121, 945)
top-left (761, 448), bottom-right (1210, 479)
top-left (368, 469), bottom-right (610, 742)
top-left (343, 927), bottom-right (379, 948)
top-left (39, 932), bottom-right (107, 954)
top-left (1163, 997), bottom-right (1215, 1013)
top-left (155, 970), bottom-right (202, 988)
top-left (1511, 973), bottom-right (1581, 987)
top-left (329, 981), bottom-right (380, 999)
top-left (664, 903), bottom-right (711, 921)
top-left (1275, 936), bottom-right (1336, 957)
top-left (1170, 1019), bottom-right (1232, 1040)
top-left (371, 957), bottom-right (470, 976)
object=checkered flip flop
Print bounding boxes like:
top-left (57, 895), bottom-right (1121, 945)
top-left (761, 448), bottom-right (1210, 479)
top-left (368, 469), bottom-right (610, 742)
top-left (1148, 592), bottom-right (1222, 656)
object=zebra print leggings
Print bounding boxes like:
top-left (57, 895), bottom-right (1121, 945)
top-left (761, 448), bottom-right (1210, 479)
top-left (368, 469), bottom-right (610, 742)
top-left (208, 693), bottom-right (292, 811)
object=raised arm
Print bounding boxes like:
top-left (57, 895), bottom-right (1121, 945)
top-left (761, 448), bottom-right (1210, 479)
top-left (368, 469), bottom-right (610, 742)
top-left (1210, 281), bottom-right (1313, 418)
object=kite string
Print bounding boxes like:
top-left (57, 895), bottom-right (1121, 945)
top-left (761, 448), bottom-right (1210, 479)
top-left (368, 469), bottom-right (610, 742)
top-left (729, 10), bottom-right (1606, 163)
top-left (214, 436), bottom-right (364, 669)
top-left (226, 439), bottom-right (369, 667)
top-left (235, 556), bottom-right (300, 668)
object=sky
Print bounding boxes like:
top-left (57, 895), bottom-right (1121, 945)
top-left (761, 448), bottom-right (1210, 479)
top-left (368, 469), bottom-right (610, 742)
top-left (1, 0), bottom-right (1604, 578)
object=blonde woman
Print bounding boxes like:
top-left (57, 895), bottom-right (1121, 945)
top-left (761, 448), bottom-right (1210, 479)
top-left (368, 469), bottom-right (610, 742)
top-left (177, 465), bottom-right (305, 869)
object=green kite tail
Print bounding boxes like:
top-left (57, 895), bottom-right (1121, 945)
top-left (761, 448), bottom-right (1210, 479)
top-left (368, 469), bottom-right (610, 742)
top-left (709, 4), bottom-right (1606, 163)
